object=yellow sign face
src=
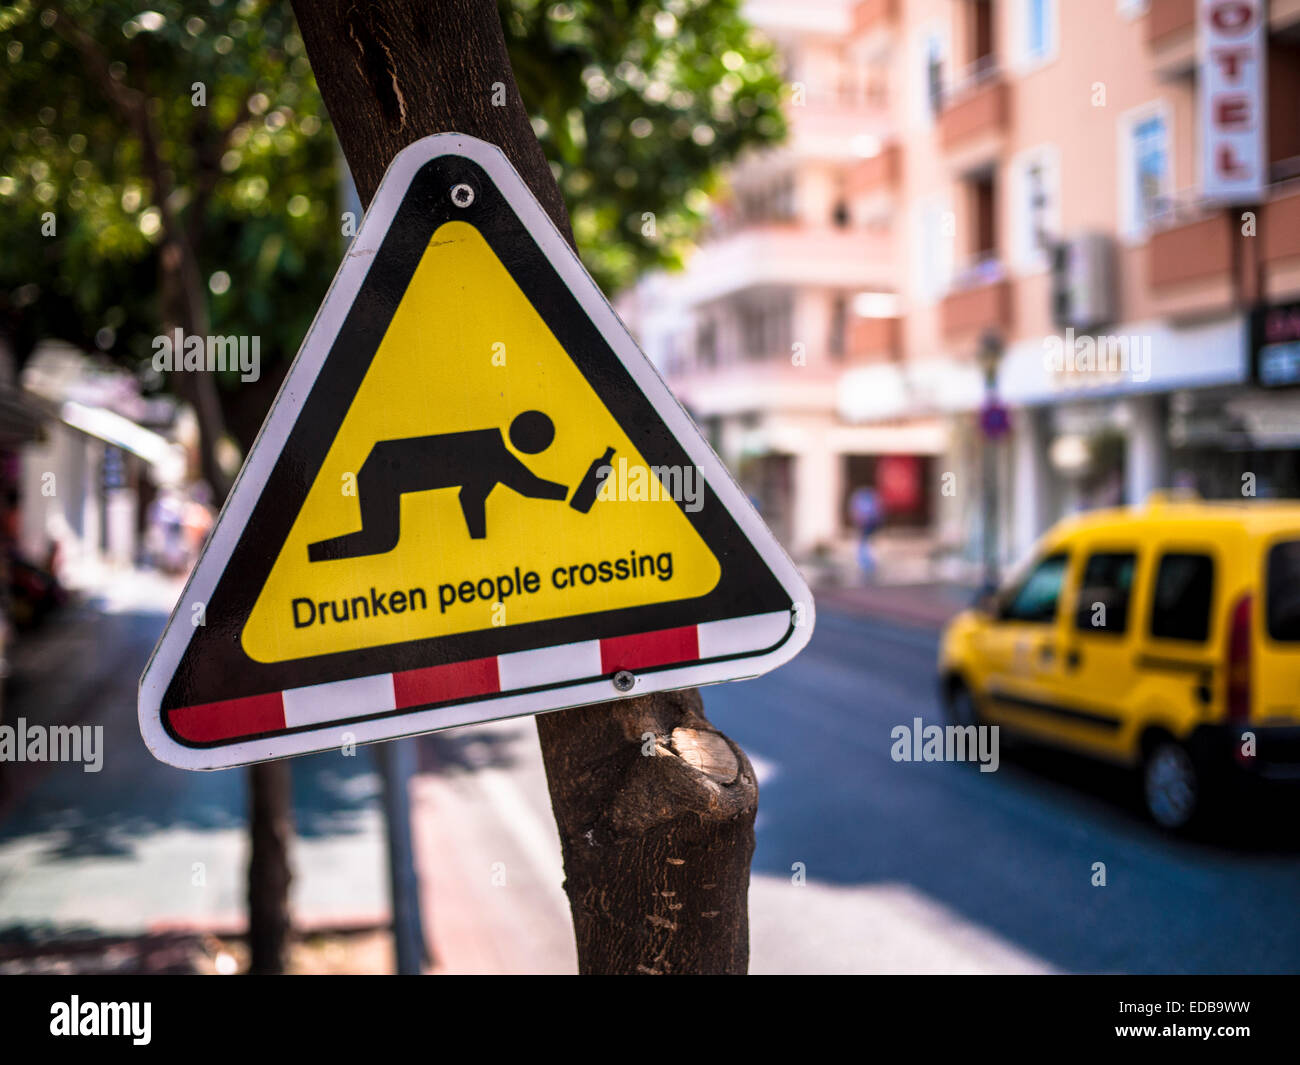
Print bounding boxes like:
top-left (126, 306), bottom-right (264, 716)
top-left (241, 221), bottom-right (720, 663)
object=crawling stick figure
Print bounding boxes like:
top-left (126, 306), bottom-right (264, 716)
top-left (308, 410), bottom-right (568, 561)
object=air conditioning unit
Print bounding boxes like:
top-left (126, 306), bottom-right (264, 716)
top-left (1051, 232), bottom-right (1116, 332)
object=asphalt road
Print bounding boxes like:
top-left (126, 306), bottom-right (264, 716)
top-left (704, 607), bottom-right (1300, 974)
top-left (3, 575), bottom-right (1298, 973)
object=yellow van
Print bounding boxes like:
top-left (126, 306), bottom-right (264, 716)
top-left (938, 495), bottom-right (1300, 829)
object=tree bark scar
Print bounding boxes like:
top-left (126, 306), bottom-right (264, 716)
top-left (344, 2), bottom-right (408, 129)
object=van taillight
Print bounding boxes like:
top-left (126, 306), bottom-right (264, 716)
top-left (1227, 594), bottom-right (1252, 722)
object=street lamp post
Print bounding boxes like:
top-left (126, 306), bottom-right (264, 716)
top-left (976, 330), bottom-right (1006, 594)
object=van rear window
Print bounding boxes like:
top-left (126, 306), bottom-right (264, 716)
top-left (1266, 541), bottom-right (1300, 641)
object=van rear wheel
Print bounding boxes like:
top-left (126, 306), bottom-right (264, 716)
top-left (1142, 739), bottom-right (1200, 830)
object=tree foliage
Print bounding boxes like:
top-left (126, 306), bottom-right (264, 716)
top-left (501, 0), bottom-right (786, 293)
top-left (0, 0), bottom-right (785, 405)
top-left (0, 0), bottom-right (339, 409)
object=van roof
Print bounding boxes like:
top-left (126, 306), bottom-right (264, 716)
top-left (1051, 496), bottom-right (1300, 540)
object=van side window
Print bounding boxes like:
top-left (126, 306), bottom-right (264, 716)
top-left (1075, 552), bottom-right (1136, 635)
top-left (1149, 553), bottom-right (1214, 642)
top-left (1001, 553), bottom-right (1068, 623)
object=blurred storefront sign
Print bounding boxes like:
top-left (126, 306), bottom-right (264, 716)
top-left (978, 398), bottom-right (1010, 439)
top-left (876, 454), bottom-right (923, 513)
top-left (997, 315), bottom-right (1247, 406)
top-left (1251, 301), bottom-right (1300, 388)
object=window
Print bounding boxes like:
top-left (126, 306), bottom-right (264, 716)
top-left (1134, 116), bottom-right (1169, 224)
top-left (1026, 0), bottom-right (1048, 57)
top-left (969, 171), bottom-right (998, 261)
top-left (828, 296), bottom-right (847, 361)
top-left (914, 29), bottom-right (947, 124)
top-left (1011, 146), bottom-right (1059, 272)
top-left (970, 0), bottom-right (994, 68)
top-left (1266, 541), bottom-right (1300, 641)
top-left (1120, 105), bottom-right (1171, 239)
top-left (1075, 552), bottom-right (1136, 635)
top-left (738, 293), bottom-right (793, 360)
top-left (1002, 553), bottom-right (1068, 623)
top-left (696, 321), bottom-right (717, 370)
top-left (1150, 553), bottom-right (1214, 642)
top-left (1019, 0), bottom-right (1056, 67)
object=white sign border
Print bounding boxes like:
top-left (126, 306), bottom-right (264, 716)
top-left (138, 133), bottom-right (815, 770)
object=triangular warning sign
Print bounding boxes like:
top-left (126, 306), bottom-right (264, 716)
top-left (140, 134), bottom-right (814, 770)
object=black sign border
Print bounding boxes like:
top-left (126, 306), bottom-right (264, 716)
top-left (161, 153), bottom-right (792, 741)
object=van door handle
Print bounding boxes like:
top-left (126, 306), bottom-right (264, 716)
top-left (1038, 644), bottom-right (1055, 662)
top-left (1066, 648), bottom-right (1082, 670)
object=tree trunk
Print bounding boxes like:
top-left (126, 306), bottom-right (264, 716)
top-left (247, 759), bottom-right (294, 974)
top-left (157, 195), bottom-right (293, 979)
top-left (291, 0), bottom-right (758, 973)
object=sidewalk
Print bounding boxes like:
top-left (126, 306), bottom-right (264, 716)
top-left (0, 568), bottom-right (389, 948)
top-left (812, 580), bottom-right (976, 631)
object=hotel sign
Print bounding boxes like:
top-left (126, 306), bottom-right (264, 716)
top-left (1198, 0), bottom-right (1267, 204)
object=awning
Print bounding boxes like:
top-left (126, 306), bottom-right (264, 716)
top-left (59, 401), bottom-right (187, 482)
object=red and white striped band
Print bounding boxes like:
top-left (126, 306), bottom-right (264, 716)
top-left (167, 610), bottom-right (791, 745)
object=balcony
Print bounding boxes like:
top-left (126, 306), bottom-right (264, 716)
top-left (1262, 182), bottom-right (1300, 299)
top-left (1149, 212), bottom-right (1233, 287)
top-left (847, 144), bottom-right (900, 196)
top-left (939, 72), bottom-right (1009, 172)
top-left (1263, 183), bottom-right (1300, 265)
top-left (788, 97), bottom-right (891, 162)
top-left (851, 0), bottom-right (899, 37)
top-left (668, 362), bottom-right (840, 420)
top-left (1274, 0), bottom-right (1300, 30)
top-left (846, 314), bottom-right (900, 361)
top-left (1146, 0), bottom-right (1196, 78)
top-left (940, 273), bottom-right (1012, 341)
top-left (685, 225), bottom-right (895, 303)
top-left (1148, 209), bottom-right (1235, 317)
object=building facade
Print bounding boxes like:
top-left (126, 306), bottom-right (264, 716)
top-left (624, 0), bottom-right (1300, 579)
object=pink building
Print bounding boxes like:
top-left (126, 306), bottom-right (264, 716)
top-left (624, 0), bottom-right (1300, 577)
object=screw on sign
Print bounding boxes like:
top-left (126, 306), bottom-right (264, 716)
top-left (980, 399), bottom-right (1011, 440)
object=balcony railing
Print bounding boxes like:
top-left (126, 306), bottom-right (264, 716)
top-left (940, 262), bottom-right (1012, 339)
top-left (1148, 210), bottom-right (1233, 288)
top-left (787, 96), bottom-right (891, 161)
top-left (939, 67), bottom-right (1009, 154)
top-left (846, 315), bottom-right (901, 361)
top-left (846, 144), bottom-right (900, 196)
top-left (685, 224), bottom-right (895, 303)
